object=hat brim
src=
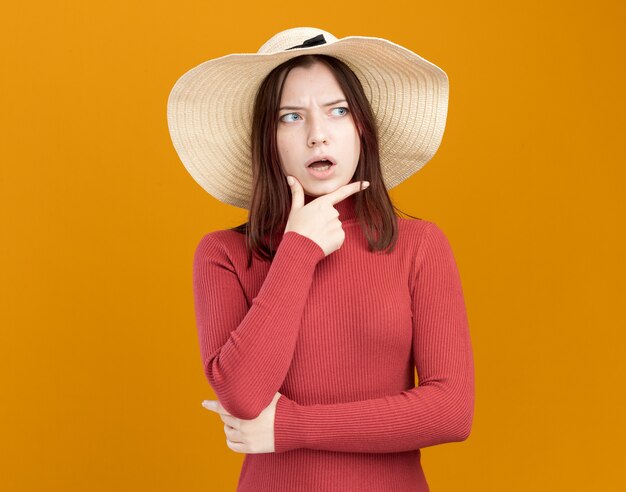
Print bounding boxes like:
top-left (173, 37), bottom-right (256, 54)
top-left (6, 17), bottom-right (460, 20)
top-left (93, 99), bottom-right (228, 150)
top-left (167, 36), bottom-right (449, 209)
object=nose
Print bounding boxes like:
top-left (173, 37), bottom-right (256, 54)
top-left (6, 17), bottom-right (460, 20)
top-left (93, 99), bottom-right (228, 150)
top-left (307, 114), bottom-right (328, 147)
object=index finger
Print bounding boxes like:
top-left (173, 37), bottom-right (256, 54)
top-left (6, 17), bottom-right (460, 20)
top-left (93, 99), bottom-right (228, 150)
top-left (322, 181), bottom-right (370, 206)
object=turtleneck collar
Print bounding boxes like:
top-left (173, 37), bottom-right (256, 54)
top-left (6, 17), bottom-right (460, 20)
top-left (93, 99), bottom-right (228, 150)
top-left (303, 192), bottom-right (358, 222)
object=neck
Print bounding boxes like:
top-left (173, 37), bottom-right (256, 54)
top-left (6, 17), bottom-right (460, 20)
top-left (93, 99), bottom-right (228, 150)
top-left (304, 192), bottom-right (357, 222)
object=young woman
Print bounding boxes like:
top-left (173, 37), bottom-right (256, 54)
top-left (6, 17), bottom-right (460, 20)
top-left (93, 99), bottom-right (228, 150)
top-left (167, 27), bottom-right (475, 492)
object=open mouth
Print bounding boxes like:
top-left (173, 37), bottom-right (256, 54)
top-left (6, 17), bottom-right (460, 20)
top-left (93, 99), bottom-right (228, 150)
top-left (308, 160), bottom-right (335, 171)
top-left (305, 155), bottom-right (337, 178)
top-left (306, 159), bottom-right (336, 178)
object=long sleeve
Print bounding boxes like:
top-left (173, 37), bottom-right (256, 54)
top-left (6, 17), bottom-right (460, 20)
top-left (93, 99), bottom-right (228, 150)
top-left (193, 231), bottom-right (325, 420)
top-left (273, 222), bottom-right (475, 454)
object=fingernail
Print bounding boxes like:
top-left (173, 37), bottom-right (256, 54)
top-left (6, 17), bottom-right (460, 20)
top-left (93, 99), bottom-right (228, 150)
top-left (287, 176), bottom-right (295, 186)
top-left (363, 181), bottom-right (370, 188)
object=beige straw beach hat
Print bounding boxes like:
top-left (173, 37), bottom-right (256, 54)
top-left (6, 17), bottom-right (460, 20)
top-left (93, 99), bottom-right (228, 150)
top-left (167, 26), bottom-right (449, 209)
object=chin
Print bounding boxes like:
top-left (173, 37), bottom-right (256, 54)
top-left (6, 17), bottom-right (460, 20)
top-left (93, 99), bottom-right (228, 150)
top-left (304, 179), bottom-right (348, 197)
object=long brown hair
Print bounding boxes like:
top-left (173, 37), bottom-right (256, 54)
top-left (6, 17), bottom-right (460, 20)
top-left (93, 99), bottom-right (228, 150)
top-left (231, 54), bottom-right (420, 268)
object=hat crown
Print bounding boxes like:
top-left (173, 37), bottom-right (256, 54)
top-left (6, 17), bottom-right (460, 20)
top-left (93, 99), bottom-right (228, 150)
top-left (256, 27), bottom-right (338, 54)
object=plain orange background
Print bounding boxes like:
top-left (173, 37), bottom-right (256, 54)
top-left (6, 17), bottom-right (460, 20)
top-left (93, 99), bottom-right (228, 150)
top-left (2, 1), bottom-right (625, 490)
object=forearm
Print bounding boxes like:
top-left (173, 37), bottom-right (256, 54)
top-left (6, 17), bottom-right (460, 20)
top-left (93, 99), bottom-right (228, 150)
top-left (274, 366), bottom-right (474, 454)
top-left (195, 231), bottom-right (324, 420)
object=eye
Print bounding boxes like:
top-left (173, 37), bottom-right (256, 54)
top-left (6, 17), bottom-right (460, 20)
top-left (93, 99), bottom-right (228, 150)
top-left (279, 113), bottom-right (301, 122)
top-left (331, 107), bottom-right (349, 117)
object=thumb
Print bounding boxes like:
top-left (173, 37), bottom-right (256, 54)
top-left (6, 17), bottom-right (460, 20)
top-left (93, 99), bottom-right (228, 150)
top-left (287, 176), bottom-right (304, 212)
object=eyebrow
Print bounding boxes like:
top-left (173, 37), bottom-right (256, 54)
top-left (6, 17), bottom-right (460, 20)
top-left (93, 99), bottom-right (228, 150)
top-left (279, 98), bottom-right (348, 111)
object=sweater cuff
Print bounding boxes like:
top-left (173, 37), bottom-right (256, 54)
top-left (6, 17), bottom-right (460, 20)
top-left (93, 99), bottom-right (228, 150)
top-left (274, 394), bottom-right (308, 453)
top-left (278, 231), bottom-right (325, 267)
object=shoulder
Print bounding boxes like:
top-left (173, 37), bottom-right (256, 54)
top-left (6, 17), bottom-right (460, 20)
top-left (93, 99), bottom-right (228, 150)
top-left (397, 217), bottom-right (457, 266)
top-left (194, 228), bottom-right (247, 263)
top-left (397, 216), bottom-right (442, 247)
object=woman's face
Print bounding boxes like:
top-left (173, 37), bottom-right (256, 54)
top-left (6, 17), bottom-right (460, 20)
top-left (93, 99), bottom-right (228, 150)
top-left (276, 61), bottom-right (361, 198)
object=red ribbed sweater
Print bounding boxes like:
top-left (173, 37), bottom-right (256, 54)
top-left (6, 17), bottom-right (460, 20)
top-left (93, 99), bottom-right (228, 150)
top-left (192, 194), bottom-right (475, 491)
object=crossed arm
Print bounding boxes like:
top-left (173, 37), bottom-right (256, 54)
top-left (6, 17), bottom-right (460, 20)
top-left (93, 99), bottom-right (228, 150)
top-left (195, 223), bottom-right (475, 454)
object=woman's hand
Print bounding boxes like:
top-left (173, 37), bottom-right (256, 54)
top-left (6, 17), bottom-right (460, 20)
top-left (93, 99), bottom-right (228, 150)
top-left (284, 175), bottom-right (369, 257)
top-left (201, 392), bottom-right (282, 454)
